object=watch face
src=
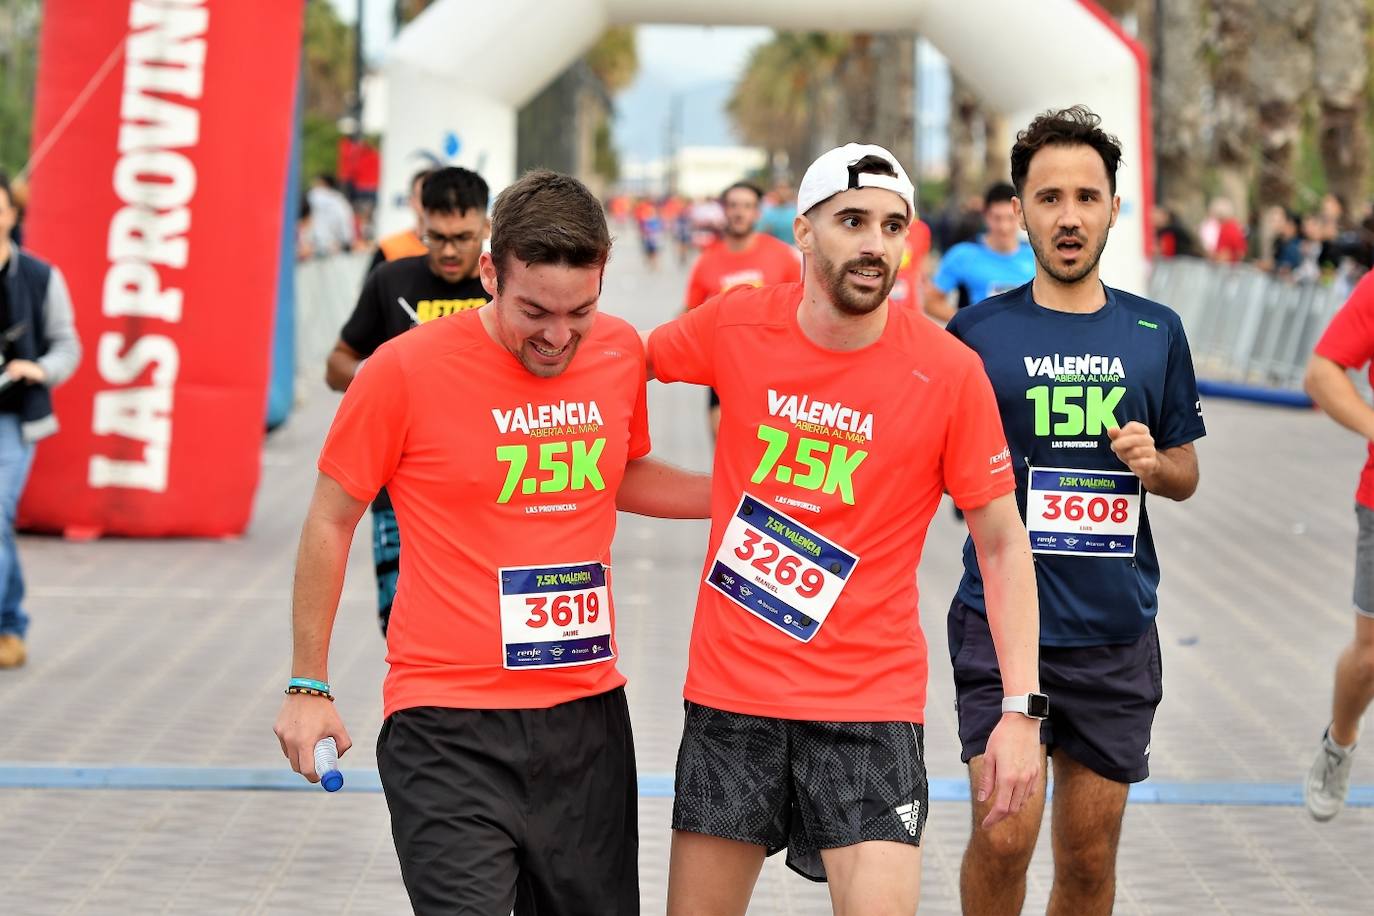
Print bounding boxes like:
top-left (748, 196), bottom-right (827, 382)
top-left (1028, 693), bottom-right (1050, 718)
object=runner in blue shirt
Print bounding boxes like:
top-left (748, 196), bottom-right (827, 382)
top-left (926, 182), bottom-right (1036, 322)
top-left (945, 106), bottom-right (1206, 915)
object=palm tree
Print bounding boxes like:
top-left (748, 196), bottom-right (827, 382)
top-left (834, 33), bottom-right (915, 169)
top-left (1251, 0), bottom-right (1317, 215)
top-left (947, 73), bottom-right (983, 204)
top-left (1314, 0), bottom-right (1369, 214)
top-left (1211, 0), bottom-right (1258, 225)
top-left (1155, 0), bottom-right (1207, 232)
top-left (728, 32), bottom-right (850, 181)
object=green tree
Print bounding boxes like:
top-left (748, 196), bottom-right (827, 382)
top-left (0, 0), bottom-right (40, 176)
top-left (729, 32), bottom-right (850, 182)
top-left (301, 0), bottom-right (357, 181)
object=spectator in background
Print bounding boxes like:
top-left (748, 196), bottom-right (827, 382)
top-left (1293, 213), bottom-right (1335, 283)
top-left (1271, 209), bottom-right (1305, 276)
top-left (925, 183), bottom-right (1035, 322)
top-left (368, 167), bottom-right (433, 273)
top-left (1319, 193), bottom-right (1347, 241)
top-left (0, 172), bottom-right (83, 670)
top-left (1153, 205), bottom-right (1199, 259)
top-left (306, 174), bottom-right (356, 256)
top-left (888, 213), bottom-right (932, 312)
top-left (1201, 197), bottom-right (1247, 263)
top-left (932, 191), bottom-right (987, 252)
top-left (688, 195), bottom-right (725, 250)
top-left (758, 179), bottom-right (798, 245)
top-left (6, 176), bottom-right (26, 248)
top-left (296, 196), bottom-right (316, 261)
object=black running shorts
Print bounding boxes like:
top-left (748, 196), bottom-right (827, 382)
top-left (377, 689), bottom-right (639, 915)
top-left (671, 701), bottom-right (928, 882)
top-left (948, 597), bottom-right (1163, 784)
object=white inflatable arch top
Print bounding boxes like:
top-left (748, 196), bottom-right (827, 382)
top-left (381, 0), bottom-right (1150, 291)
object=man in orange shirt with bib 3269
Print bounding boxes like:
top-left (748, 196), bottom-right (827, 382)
top-left (275, 171), bottom-right (708, 915)
top-left (648, 144), bottom-right (1044, 915)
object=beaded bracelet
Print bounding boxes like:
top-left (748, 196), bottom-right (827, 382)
top-left (285, 685), bottom-right (334, 701)
top-left (288, 676), bottom-right (331, 693)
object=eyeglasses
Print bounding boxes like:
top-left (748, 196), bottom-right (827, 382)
top-left (422, 232), bottom-right (482, 251)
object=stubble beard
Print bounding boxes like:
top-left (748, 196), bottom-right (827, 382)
top-left (815, 247), bottom-right (895, 316)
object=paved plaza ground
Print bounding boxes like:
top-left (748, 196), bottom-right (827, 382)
top-left (1, 255), bottom-right (1372, 913)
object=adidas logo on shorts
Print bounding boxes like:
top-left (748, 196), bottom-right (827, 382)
top-left (894, 801), bottom-right (921, 836)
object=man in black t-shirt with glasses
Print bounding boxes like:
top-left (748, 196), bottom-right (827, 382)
top-left (326, 165), bottom-right (491, 636)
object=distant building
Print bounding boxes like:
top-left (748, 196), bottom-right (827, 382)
top-left (620, 146), bottom-right (767, 198)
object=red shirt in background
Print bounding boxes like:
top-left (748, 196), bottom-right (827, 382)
top-left (1314, 271), bottom-right (1374, 510)
top-left (889, 218), bottom-right (932, 310)
top-left (685, 233), bottom-right (801, 310)
top-left (1213, 219), bottom-right (1247, 262)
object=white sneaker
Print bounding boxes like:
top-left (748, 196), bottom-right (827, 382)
top-left (1305, 727), bottom-right (1356, 822)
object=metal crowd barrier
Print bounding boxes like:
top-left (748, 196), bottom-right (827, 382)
top-left (1148, 257), bottom-right (1356, 403)
top-left (292, 252), bottom-right (371, 401)
top-left (290, 254), bottom-right (1352, 407)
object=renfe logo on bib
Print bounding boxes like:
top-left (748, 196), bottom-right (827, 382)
top-left (500, 561), bottom-right (614, 669)
top-left (1026, 467), bottom-right (1141, 557)
top-left (707, 494), bottom-right (859, 642)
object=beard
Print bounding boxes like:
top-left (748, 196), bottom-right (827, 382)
top-left (1028, 225), bottom-right (1110, 284)
top-left (725, 220), bottom-right (753, 241)
top-left (814, 247), bottom-right (895, 316)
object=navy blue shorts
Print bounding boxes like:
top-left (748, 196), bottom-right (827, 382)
top-left (947, 598), bottom-right (1163, 784)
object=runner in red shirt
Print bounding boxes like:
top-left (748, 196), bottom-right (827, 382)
top-left (685, 181), bottom-right (801, 436)
top-left (887, 215), bottom-right (932, 311)
top-left (1304, 270), bottom-right (1374, 822)
top-left (648, 144), bottom-right (1043, 915)
top-left (275, 171), bottom-right (708, 915)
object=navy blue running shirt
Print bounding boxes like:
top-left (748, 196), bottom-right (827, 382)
top-left (947, 282), bottom-right (1206, 646)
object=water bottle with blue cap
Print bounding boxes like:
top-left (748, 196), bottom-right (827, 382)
top-left (314, 737), bottom-right (344, 792)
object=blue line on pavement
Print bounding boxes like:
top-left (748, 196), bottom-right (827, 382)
top-left (0, 766), bottom-right (1371, 808)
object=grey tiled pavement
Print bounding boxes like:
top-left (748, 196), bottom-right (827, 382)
top-left (1, 252), bottom-right (1373, 913)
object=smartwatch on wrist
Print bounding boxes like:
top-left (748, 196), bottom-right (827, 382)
top-left (1002, 693), bottom-right (1050, 720)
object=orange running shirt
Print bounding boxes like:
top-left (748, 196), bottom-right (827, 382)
top-left (888, 219), bottom-right (932, 310)
top-left (378, 228), bottom-right (429, 262)
top-left (685, 234), bottom-right (802, 310)
top-left (648, 282), bottom-right (1013, 722)
top-left (319, 310), bottom-right (651, 717)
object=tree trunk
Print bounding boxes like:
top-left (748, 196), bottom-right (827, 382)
top-left (1211, 0), bottom-right (1258, 225)
top-left (1155, 0), bottom-right (1207, 232)
top-left (1251, 0), bottom-right (1316, 215)
top-left (983, 112), bottom-right (1008, 185)
top-left (871, 33), bottom-right (915, 170)
top-left (1314, 0), bottom-right (1369, 215)
top-left (947, 73), bottom-right (982, 204)
top-left (834, 33), bottom-right (915, 170)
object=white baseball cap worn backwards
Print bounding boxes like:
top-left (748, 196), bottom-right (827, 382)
top-left (796, 142), bottom-right (916, 219)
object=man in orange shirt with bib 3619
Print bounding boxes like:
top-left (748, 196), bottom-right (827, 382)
top-left (276, 171), bottom-right (708, 915)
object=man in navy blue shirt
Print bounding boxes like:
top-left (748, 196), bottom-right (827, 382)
top-left (946, 106), bottom-right (1205, 915)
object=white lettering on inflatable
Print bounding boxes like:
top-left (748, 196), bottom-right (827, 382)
top-left (89, 334), bottom-right (179, 490)
top-left (90, 0), bottom-right (207, 491)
